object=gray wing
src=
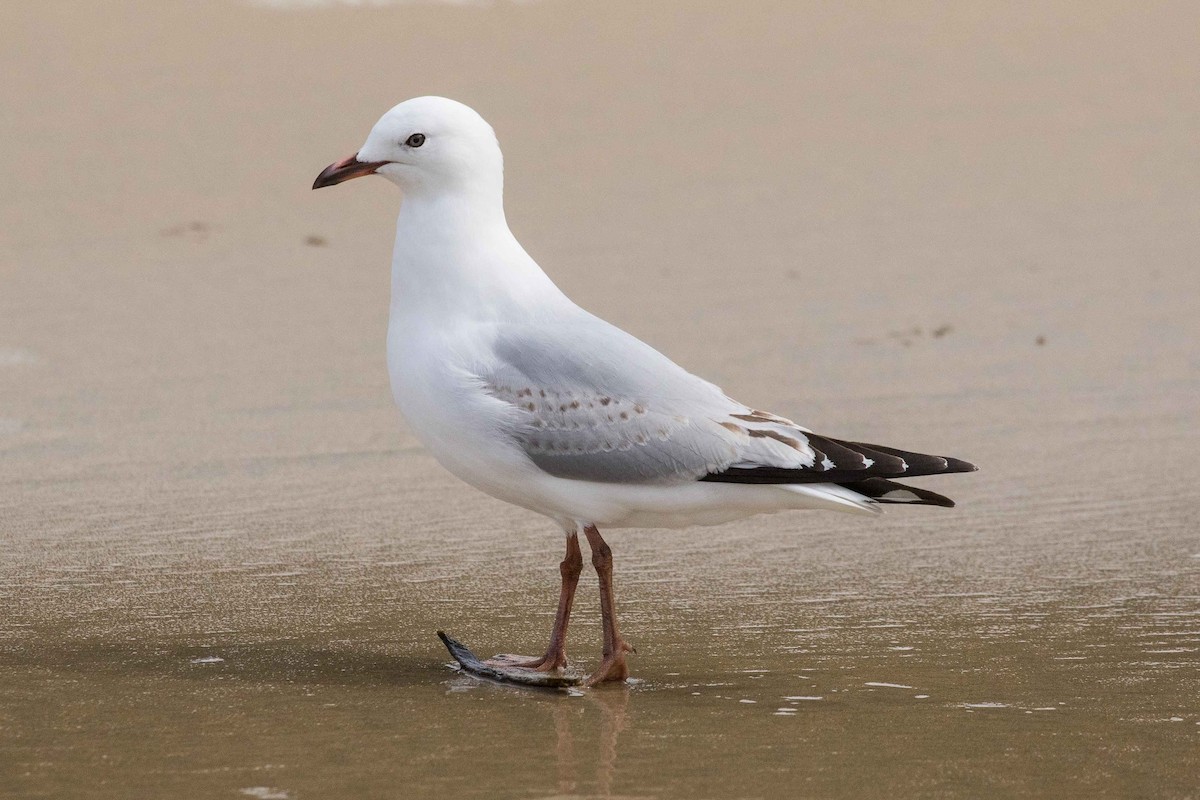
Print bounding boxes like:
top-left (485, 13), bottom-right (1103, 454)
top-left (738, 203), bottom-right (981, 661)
top-left (481, 317), bottom-right (824, 484)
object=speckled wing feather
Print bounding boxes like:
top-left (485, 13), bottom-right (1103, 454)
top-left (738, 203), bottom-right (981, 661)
top-left (483, 315), bottom-right (975, 487)
top-left (484, 318), bottom-right (754, 483)
top-left (482, 317), bottom-right (820, 484)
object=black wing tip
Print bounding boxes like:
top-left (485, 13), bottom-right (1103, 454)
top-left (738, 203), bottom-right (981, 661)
top-left (919, 492), bottom-right (956, 508)
top-left (910, 495), bottom-right (957, 508)
top-left (841, 477), bottom-right (958, 507)
top-left (849, 440), bottom-right (978, 478)
top-left (701, 441), bottom-right (978, 486)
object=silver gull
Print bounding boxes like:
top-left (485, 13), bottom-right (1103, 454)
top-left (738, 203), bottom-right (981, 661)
top-left (313, 96), bottom-right (976, 685)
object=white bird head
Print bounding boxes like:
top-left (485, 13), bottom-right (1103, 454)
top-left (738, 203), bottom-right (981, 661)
top-left (313, 96), bottom-right (502, 199)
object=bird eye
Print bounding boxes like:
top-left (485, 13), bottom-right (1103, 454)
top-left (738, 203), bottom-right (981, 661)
top-left (405, 133), bottom-right (426, 148)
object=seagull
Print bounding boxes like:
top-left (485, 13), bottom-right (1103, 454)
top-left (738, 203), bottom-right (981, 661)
top-left (313, 96), bottom-right (976, 686)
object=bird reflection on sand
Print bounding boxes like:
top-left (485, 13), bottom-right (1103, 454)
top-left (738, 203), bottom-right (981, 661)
top-left (561, 689), bottom-right (632, 798)
top-left (448, 677), bottom-right (635, 799)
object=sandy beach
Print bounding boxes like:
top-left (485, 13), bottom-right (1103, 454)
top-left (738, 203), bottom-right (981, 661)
top-left (2, 1), bottom-right (1198, 797)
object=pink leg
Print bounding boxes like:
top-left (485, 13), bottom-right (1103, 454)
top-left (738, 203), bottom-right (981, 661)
top-left (496, 531), bottom-right (582, 671)
top-left (583, 525), bottom-right (634, 686)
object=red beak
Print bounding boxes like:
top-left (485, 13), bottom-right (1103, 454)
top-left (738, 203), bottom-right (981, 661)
top-left (312, 154), bottom-right (389, 189)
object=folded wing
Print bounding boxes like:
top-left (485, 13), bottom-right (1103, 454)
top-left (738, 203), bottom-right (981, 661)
top-left (482, 317), bottom-right (975, 495)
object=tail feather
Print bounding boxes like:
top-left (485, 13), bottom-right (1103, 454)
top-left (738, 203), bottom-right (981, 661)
top-left (779, 482), bottom-right (885, 515)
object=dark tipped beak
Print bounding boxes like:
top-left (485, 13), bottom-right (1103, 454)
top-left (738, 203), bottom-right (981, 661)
top-left (312, 154), bottom-right (389, 189)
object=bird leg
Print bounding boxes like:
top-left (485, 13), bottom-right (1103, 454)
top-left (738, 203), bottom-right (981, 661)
top-left (488, 530), bottom-right (583, 672)
top-left (583, 525), bottom-right (634, 686)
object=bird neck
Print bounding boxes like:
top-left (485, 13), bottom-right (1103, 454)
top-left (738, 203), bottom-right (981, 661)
top-left (389, 190), bottom-right (567, 322)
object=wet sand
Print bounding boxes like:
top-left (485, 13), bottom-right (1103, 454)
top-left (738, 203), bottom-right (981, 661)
top-left (2, 1), bottom-right (1198, 797)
